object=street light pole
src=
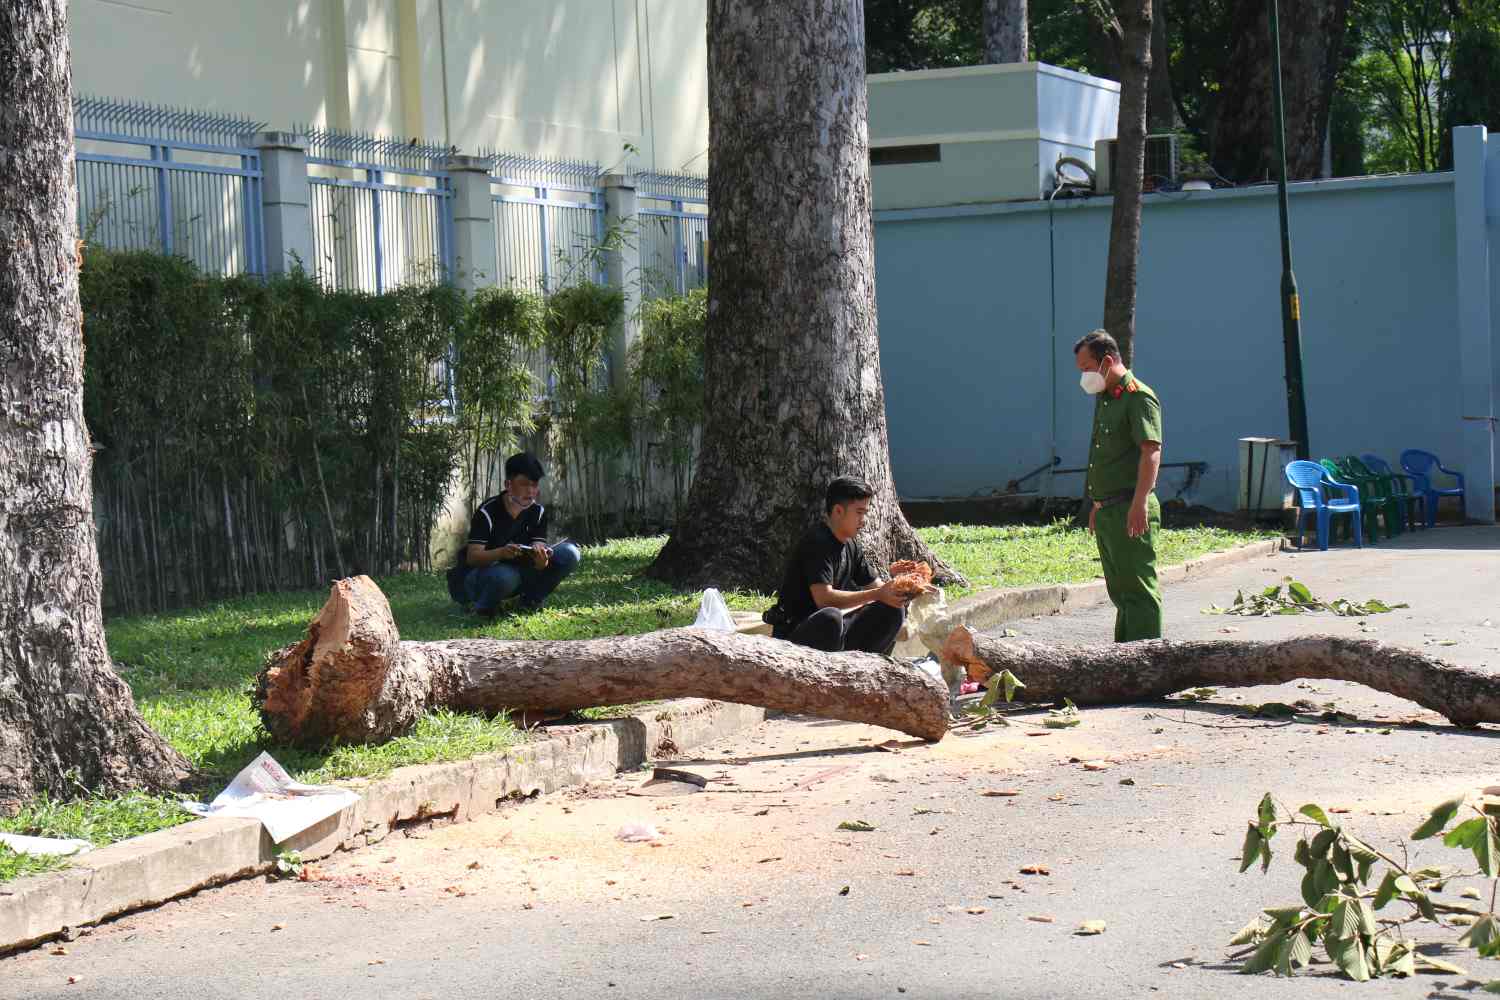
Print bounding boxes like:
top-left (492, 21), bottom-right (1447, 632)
top-left (1268, 0), bottom-right (1311, 460)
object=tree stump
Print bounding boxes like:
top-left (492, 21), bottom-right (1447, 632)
top-left (942, 626), bottom-right (1500, 728)
top-left (254, 576), bottom-right (952, 748)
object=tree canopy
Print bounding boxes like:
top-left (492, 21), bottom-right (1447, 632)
top-left (865, 0), bottom-right (1500, 179)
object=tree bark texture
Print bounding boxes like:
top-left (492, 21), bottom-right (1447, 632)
top-left (255, 577), bottom-right (951, 747)
top-left (1101, 0), bottom-right (1153, 368)
top-left (645, 0), bottom-right (962, 592)
top-left (1208, 0), bottom-right (1351, 183)
top-left (983, 0), bottom-right (1029, 63)
top-left (0, 0), bottom-right (190, 812)
top-left (942, 627), bottom-right (1500, 728)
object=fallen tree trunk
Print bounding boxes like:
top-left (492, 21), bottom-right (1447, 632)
top-left (942, 627), bottom-right (1499, 728)
top-left (254, 576), bottom-right (951, 747)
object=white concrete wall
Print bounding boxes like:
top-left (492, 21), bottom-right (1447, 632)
top-left (67, 0), bottom-right (708, 172)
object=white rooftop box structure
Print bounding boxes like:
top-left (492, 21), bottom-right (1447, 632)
top-left (867, 63), bottom-right (1121, 211)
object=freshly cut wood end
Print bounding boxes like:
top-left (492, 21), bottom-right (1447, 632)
top-left (257, 576), bottom-right (398, 744)
top-left (889, 560), bottom-right (933, 598)
top-left (940, 625), bottom-right (991, 683)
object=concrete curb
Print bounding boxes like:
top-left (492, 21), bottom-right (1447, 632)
top-left (892, 537), bottom-right (1284, 657)
top-left (0, 698), bottom-right (765, 955)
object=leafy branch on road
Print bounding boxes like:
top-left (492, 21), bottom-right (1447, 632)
top-left (957, 668), bottom-right (1083, 733)
top-left (1232, 790), bottom-right (1500, 984)
top-left (1203, 578), bottom-right (1409, 618)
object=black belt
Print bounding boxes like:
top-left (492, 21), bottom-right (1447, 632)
top-left (1091, 490), bottom-right (1137, 509)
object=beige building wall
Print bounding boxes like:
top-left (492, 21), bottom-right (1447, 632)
top-left (68, 0), bottom-right (708, 173)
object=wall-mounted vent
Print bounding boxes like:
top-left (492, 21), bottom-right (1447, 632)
top-left (871, 144), bottom-right (942, 166)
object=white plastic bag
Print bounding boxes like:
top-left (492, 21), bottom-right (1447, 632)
top-left (692, 587), bottom-right (736, 632)
top-left (911, 656), bottom-right (944, 684)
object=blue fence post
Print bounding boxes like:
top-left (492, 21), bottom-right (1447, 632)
top-left (239, 148), bottom-right (264, 275)
top-left (440, 173), bottom-right (455, 280)
top-left (370, 168), bottom-right (385, 294)
top-left (155, 144), bottom-right (174, 257)
top-left (671, 198), bottom-right (686, 295)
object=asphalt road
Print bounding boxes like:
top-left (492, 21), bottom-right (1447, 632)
top-left (4, 526), bottom-right (1498, 1000)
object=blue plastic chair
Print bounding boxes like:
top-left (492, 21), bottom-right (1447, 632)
top-left (1400, 449), bottom-right (1466, 528)
top-left (1360, 454), bottom-right (1427, 531)
top-left (1285, 460), bottom-right (1363, 551)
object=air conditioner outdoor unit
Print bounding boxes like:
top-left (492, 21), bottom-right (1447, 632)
top-left (1093, 133), bottom-right (1181, 193)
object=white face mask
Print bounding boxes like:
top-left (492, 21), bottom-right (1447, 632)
top-left (1079, 359), bottom-right (1108, 395)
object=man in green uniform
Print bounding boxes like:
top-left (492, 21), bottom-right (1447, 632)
top-left (1074, 330), bottom-right (1163, 642)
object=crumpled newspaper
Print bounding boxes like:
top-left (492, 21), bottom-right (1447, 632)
top-left (182, 752), bottom-right (359, 843)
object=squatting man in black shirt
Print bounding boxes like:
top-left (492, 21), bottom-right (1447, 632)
top-left (767, 475), bottom-right (934, 655)
top-left (448, 452), bottom-right (582, 619)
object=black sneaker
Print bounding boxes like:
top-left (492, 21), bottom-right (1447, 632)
top-left (516, 599), bottom-right (545, 615)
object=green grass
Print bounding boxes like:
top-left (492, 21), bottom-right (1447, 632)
top-left (1, 523), bottom-right (1269, 881)
top-left (0, 789), bottom-right (192, 880)
top-left (0, 845), bottom-right (66, 882)
top-left (923, 521), bottom-right (1275, 599)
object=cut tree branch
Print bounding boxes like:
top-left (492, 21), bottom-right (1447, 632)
top-left (254, 576), bottom-right (951, 747)
top-left (942, 626), bottom-right (1500, 728)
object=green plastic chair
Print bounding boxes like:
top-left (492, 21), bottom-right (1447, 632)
top-left (1319, 459), bottom-right (1381, 543)
top-left (1352, 455), bottom-right (1424, 533)
top-left (1337, 456), bottom-right (1406, 537)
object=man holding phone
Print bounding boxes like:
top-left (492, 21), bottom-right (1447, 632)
top-left (451, 452), bottom-right (582, 618)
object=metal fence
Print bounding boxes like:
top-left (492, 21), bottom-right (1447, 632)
top-left (303, 128), bottom-right (454, 294)
top-left (488, 153), bottom-right (606, 293)
top-left (71, 97), bottom-right (709, 305)
top-left (637, 171), bottom-right (708, 299)
top-left (73, 96), bottom-right (267, 276)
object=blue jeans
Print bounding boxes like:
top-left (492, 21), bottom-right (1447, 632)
top-left (465, 543), bottom-right (582, 612)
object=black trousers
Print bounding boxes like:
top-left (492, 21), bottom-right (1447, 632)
top-left (775, 602), bottom-right (905, 656)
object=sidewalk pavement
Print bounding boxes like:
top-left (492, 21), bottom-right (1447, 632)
top-left (999, 524), bottom-right (1500, 692)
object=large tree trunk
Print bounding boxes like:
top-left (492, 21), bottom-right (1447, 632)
top-left (1094, 1), bottom-right (1153, 367)
top-left (983, 0), bottom-right (1028, 63)
top-left (0, 0), bottom-right (190, 812)
top-left (255, 577), bottom-right (951, 747)
top-left (943, 627), bottom-right (1500, 728)
top-left (645, 0), bottom-right (962, 592)
top-left (1208, 0), bottom-right (1350, 183)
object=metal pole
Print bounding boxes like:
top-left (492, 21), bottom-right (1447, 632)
top-left (1268, 0), bottom-right (1311, 460)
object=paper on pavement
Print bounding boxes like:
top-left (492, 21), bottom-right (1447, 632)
top-left (182, 752), bottom-right (359, 843)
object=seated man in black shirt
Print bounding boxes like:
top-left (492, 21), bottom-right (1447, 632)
top-left (448, 452), bottom-right (582, 618)
top-left (768, 475), bottom-right (921, 655)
